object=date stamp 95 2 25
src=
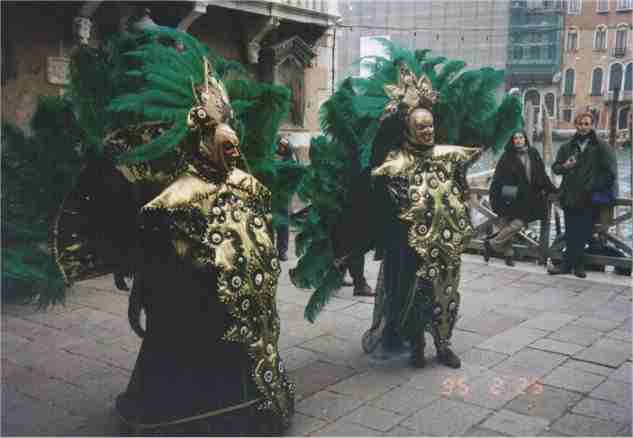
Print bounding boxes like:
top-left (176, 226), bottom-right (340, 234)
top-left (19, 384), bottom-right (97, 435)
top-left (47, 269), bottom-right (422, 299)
top-left (440, 375), bottom-right (544, 398)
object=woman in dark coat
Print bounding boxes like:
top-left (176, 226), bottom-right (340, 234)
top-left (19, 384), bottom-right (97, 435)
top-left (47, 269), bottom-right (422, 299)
top-left (486, 130), bottom-right (557, 266)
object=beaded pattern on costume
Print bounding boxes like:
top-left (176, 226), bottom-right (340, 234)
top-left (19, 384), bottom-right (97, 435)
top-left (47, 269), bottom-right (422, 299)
top-left (141, 168), bottom-right (295, 426)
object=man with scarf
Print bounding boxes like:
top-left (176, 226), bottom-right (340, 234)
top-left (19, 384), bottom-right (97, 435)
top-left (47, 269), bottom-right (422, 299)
top-left (548, 112), bottom-right (617, 278)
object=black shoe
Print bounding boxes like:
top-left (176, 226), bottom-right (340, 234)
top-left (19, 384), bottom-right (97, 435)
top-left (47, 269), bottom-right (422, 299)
top-left (353, 282), bottom-right (375, 297)
top-left (548, 265), bottom-right (570, 275)
top-left (483, 240), bottom-right (491, 262)
top-left (278, 253), bottom-right (288, 261)
top-left (410, 337), bottom-right (426, 368)
top-left (574, 265), bottom-right (586, 278)
top-left (437, 347), bottom-right (461, 368)
top-left (505, 256), bottom-right (515, 267)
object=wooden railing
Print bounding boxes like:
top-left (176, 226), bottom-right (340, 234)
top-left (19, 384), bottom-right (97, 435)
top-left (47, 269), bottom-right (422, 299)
top-left (467, 187), bottom-right (633, 271)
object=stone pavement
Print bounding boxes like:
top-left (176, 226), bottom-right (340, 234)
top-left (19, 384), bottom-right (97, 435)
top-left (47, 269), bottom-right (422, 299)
top-left (2, 249), bottom-right (632, 436)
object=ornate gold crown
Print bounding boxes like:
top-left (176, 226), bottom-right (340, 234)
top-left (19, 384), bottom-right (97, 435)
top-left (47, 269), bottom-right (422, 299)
top-left (383, 64), bottom-right (439, 119)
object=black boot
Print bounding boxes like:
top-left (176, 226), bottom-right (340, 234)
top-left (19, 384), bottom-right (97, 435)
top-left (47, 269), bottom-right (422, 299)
top-left (574, 264), bottom-right (586, 278)
top-left (436, 346), bottom-right (461, 368)
top-left (505, 255), bottom-right (515, 267)
top-left (483, 240), bottom-right (491, 262)
top-left (410, 335), bottom-right (426, 368)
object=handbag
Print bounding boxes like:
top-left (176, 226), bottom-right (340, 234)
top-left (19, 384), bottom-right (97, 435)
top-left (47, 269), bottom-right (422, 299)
top-left (500, 185), bottom-right (518, 205)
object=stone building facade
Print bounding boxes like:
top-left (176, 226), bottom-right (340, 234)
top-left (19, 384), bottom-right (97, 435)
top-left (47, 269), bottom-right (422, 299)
top-left (559, 0), bottom-right (632, 138)
top-left (1, 0), bottom-right (340, 153)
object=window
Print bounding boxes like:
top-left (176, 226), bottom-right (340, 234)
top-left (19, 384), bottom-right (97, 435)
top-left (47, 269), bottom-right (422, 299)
top-left (617, 0), bottom-right (632, 10)
top-left (625, 63), bottom-right (632, 90)
top-left (547, 43), bottom-right (557, 59)
top-left (594, 26), bottom-right (607, 50)
top-left (610, 63), bottom-right (623, 90)
top-left (618, 107), bottom-right (630, 130)
top-left (568, 0), bottom-right (581, 14)
top-left (545, 93), bottom-right (555, 116)
top-left (597, 0), bottom-right (609, 12)
top-left (592, 68), bottom-right (604, 95)
top-left (563, 109), bottom-right (573, 122)
top-left (566, 29), bottom-right (578, 51)
top-left (564, 68), bottom-right (575, 95)
top-left (530, 46), bottom-right (540, 59)
top-left (615, 27), bottom-right (628, 50)
top-left (513, 46), bottom-right (524, 60)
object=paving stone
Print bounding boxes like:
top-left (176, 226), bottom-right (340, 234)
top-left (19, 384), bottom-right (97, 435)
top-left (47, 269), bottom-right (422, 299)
top-left (280, 347), bottom-right (320, 372)
top-left (590, 379), bottom-right (633, 407)
top-left (1, 396), bottom-right (73, 435)
top-left (34, 379), bottom-right (110, 418)
top-left (551, 413), bottom-right (625, 436)
top-left (542, 366), bottom-right (606, 393)
top-left (610, 362), bottom-right (633, 383)
top-left (460, 348), bottom-right (509, 369)
top-left (458, 311), bottom-right (523, 337)
top-left (299, 335), bottom-right (370, 370)
top-left (481, 409), bottom-right (550, 436)
top-left (618, 422), bottom-right (632, 436)
top-left (382, 425), bottom-right (419, 436)
top-left (327, 369), bottom-right (407, 402)
top-left (1, 331), bottom-right (31, 355)
top-left (296, 391), bottom-right (365, 421)
top-left (519, 288), bottom-right (579, 311)
top-left (548, 324), bottom-right (604, 346)
top-left (339, 405), bottom-right (407, 432)
top-left (368, 386), bottom-right (439, 416)
top-left (63, 340), bottom-right (136, 372)
top-left (337, 302), bottom-right (375, 320)
top-left (501, 348), bottom-right (568, 374)
top-left (312, 419), bottom-right (382, 436)
top-left (464, 426), bottom-right (510, 436)
top-left (562, 359), bottom-right (614, 377)
top-left (1, 385), bottom-right (38, 415)
top-left (69, 408), bottom-right (123, 436)
top-left (606, 329), bottom-right (632, 343)
top-left (289, 360), bottom-right (357, 401)
top-left (571, 397), bottom-right (632, 424)
top-left (573, 338), bottom-right (632, 368)
top-left (519, 311), bottom-right (578, 332)
top-left (530, 338), bottom-right (585, 356)
top-left (494, 305), bottom-right (543, 321)
top-left (284, 413), bottom-right (327, 436)
top-left (400, 398), bottom-right (492, 436)
top-left (477, 327), bottom-right (547, 355)
top-left (505, 384), bottom-right (583, 421)
top-left (573, 316), bottom-right (623, 332)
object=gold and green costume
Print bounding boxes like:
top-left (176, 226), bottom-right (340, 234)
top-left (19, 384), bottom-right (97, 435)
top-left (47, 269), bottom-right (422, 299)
top-left (363, 145), bottom-right (478, 354)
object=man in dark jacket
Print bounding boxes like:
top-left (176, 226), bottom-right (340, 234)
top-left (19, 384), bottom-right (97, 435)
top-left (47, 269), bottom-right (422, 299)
top-left (548, 112), bottom-right (617, 278)
top-left (487, 130), bottom-right (557, 266)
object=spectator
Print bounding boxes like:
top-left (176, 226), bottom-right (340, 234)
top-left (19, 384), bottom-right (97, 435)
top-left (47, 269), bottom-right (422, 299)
top-left (275, 135), bottom-right (296, 261)
top-left (486, 130), bottom-right (557, 266)
top-left (547, 112), bottom-right (617, 278)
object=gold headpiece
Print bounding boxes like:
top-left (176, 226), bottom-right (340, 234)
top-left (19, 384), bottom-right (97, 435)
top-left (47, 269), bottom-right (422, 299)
top-left (383, 64), bottom-right (439, 119)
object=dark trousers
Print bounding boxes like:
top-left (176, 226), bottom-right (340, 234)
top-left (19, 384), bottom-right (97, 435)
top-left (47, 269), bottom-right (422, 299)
top-left (276, 209), bottom-right (289, 257)
top-left (347, 254), bottom-right (366, 286)
top-left (563, 206), bottom-right (595, 270)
